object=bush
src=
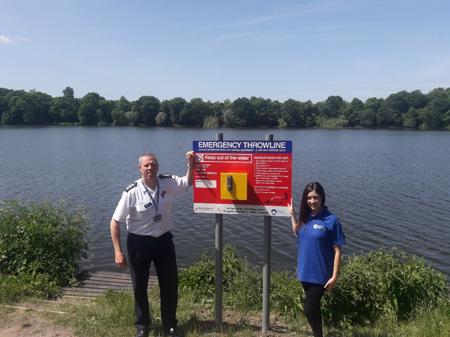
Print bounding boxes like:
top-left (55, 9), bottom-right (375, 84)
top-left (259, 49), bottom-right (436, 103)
top-left (179, 246), bottom-right (448, 329)
top-left (322, 249), bottom-right (448, 328)
top-left (179, 245), bottom-right (251, 304)
top-left (179, 246), bottom-right (298, 314)
top-left (179, 253), bottom-right (215, 302)
top-left (0, 200), bottom-right (88, 297)
top-left (271, 270), bottom-right (304, 319)
top-left (0, 273), bottom-right (59, 302)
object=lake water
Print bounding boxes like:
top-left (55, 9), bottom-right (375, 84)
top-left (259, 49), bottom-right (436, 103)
top-left (0, 127), bottom-right (449, 280)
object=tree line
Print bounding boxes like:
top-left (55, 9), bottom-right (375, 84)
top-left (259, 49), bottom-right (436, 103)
top-left (1, 86), bottom-right (449, 130)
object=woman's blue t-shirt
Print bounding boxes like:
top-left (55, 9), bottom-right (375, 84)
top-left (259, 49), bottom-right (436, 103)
top-left (297, 208), bottom-right (345, 285)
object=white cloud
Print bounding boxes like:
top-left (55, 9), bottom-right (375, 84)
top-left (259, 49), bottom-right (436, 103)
top-left (0, 34), bottom-right (13, 44)
top-left (0, 35), bottom-right (31, 44)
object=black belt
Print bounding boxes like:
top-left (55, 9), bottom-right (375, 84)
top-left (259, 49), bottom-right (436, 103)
top-left (128, 231), bottom-right (172, 240)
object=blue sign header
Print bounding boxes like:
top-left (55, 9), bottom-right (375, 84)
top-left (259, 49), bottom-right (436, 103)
top-left (193, 140), bottom-right (292, 153)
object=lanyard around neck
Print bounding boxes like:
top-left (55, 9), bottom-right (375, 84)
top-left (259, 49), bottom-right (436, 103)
top-left (143, 180), bottom-right (159, 212)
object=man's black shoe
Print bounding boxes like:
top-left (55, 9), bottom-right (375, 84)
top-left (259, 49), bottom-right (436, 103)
top-left (135, 328), bottom-right (149, 337)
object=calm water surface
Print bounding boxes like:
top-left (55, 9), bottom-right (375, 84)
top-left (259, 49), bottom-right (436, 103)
top-left (0, 127), bottom-right (449, 279)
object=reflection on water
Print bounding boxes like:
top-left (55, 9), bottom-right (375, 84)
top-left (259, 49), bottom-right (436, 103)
top-left (0, 127), bottom-right (449, 280)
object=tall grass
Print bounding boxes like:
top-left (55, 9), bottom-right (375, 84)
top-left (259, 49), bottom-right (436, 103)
top-left (73, 290), bottom-right (136, 337)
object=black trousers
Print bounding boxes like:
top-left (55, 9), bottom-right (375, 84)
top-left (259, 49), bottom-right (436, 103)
top-left (302, 282), bottom-right (325, 337)
top-left (127, 231), bottom-right (178, 333)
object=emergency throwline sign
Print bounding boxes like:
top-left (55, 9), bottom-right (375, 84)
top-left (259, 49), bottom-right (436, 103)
top-left (193, 140), bottom-right (292, 216)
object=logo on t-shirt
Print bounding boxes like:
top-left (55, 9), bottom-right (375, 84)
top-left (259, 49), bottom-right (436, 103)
top-left (313, 223), bottom-right (326, 231)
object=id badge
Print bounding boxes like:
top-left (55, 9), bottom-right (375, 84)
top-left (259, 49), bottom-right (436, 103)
top-left (153, 214), bottom-right (162, 222)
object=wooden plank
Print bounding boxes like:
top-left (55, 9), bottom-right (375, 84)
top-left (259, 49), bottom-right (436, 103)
top-left (63, 271), bottom-right (157, 299)
top-left (81, 279), bottom-right (133, 287)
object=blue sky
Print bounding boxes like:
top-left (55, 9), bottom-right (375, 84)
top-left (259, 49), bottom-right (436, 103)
top-left (1, 0), bottom-right (450, 103)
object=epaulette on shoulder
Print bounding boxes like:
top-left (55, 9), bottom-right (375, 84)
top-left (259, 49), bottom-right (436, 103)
top-left (158, 173), bottom-right (172, 179)
top-left (124, 182), bottom-right (137, 192)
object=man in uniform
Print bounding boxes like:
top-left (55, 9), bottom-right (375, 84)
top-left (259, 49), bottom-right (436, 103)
top-left (110, 151), bottom-right (195, 337)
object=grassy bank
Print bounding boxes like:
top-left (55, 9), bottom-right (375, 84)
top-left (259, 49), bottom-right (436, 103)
top-left (70, 289), bottom-right (450, 337)
top-left (1, 200), bottom-right (449, 336)
top-left (2, 289), bottom-right (447, 337)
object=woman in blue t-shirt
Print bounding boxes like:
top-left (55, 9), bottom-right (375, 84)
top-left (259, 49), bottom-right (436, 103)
top-left (288, 181), bottom-right (345, 337)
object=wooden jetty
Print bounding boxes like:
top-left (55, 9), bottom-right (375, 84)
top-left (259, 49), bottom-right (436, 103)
top-left (63, 271), bottom-right (158, 298)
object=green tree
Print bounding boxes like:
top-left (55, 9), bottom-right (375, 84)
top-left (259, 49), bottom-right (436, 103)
top-left (0, 88), bottom-right (14, 123)
top-left (63, 86), bottom-right (75, 98)
top-left (418, 107), bottom-right (443, 129)
top-left (208, 101), bottom-right (225, 127)
top-left (157, 100), bottom-right (172, 126)
top-left (50, 88), bottom-right (79, 124)
top-left (111, 107), bottom-right (130, 126)
top-left (280, 99), bottom-right (304, 127)
top-left (224, 97), bottom-right (256, 127)
top-left (361, 97), bottom-right (382, 128)
top-left (166, 97), bottom-right (187, 125)
top-left (443, 110), bottom-right (450, 130)
top-left (1, 95), bottom-right (25, 124)
top-left (25, 91), bottom-right (53, 124)
top-left (419, 89), bottom-right (449, 129)
top-left (250, 97), bottom-right (279, 127)
top-left (2, 91), bottom-right (53, 125)
top-left (318, 95), bottom-right (346, 119)
top-left (133, 96), bottom-right (160, 126)
top-left (178, 103), bottom-right (195, 126)
top-left (402, 107), bottom-right (419, 128)
top-left (377, 91), bottom-right (412, 127)
top-left (97, 99), bottom-right (114, 125)
top-left (78, 92), bottom-right (102, 126)
top-left (343, 98), bottom-right (364, 127)
top-left (378, 90), bottom-right (427, 128)
top-left (303, 101), bottom-right (318, 127)
top-left (111, 96), bottom-right (131, 126)
top-left (407, 90), bottom-right (428, 109)
top-left (178, 98), bottom-right (212, 126)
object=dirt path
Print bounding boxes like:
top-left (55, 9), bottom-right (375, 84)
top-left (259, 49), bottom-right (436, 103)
top-left (0, 309), bottom-right (75, 337)
top-left (0, 272), bottom-right (306, 337)
top-left (0, 299), bottom-right (305, 337)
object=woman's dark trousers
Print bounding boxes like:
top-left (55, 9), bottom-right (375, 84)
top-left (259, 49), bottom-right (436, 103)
top-left (302, 282), bottom-right (325, 337)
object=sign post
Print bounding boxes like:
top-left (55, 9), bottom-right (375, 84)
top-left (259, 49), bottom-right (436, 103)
top-left (215, 133), bottom-right (223, 330)
top-left (262, 133), bottom-right (273, 333)
top-left (192, 137), bottom-right (292, 332)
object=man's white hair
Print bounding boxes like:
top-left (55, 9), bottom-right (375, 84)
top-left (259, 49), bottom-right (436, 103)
top-left (138, 153), bottom-right (159, 166)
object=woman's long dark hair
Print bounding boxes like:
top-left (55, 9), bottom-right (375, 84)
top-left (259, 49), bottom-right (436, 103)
top-left (299, 181), bottom-right (326, 225)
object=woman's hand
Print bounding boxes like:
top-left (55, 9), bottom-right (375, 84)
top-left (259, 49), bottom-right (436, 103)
top-left (324, 276), bottom-right (337, 291)
top-left (288, 198), bottom-right (299, 235)
top-left (288, 197), bottom-right (295, 216)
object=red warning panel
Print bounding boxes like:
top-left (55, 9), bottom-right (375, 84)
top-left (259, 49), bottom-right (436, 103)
top-left (193, 140), bottom-right (292, 216)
